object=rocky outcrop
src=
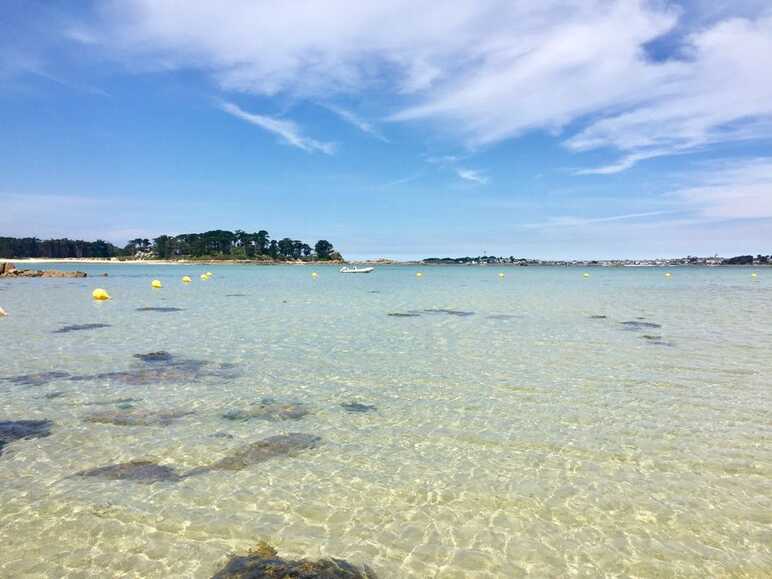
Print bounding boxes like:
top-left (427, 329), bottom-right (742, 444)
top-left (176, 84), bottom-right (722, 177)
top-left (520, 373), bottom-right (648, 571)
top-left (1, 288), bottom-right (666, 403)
top-left (0, 263), bottom-right (86, 278)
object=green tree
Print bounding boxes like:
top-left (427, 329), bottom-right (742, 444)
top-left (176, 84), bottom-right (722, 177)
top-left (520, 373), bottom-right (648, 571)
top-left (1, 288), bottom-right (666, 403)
top-left (314, 239), bottom-right (334, 260)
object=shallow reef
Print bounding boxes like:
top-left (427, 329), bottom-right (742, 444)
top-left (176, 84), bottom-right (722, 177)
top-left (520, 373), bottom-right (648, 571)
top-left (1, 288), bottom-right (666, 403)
top-left (53, 323), bottom-right (112, 334)
top-left (211, 542), bottom-right (377, 578)
top-left (223, 399), bottom-right (310, 422)
top-left (0, 420), bottom-right (52, 455)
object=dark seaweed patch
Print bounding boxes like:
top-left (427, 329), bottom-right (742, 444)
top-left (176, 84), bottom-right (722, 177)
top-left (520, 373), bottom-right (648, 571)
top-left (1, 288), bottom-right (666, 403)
top-left (212, 542), bottom-right (377, 579)
top-left (135, 307), bottom-right (184, 312)
top-left (341, 402), bottom-right (377, 413)
top-left (75, 460), bottom-right (182, 483)
top-left (0, 420), bottom-right (52, 455)
top-left (387, 312), bottom-right (421, 318)
top-left (53, 323), bottom-right (111, 334)
top-left (588, 315), bottom-right (607, 319)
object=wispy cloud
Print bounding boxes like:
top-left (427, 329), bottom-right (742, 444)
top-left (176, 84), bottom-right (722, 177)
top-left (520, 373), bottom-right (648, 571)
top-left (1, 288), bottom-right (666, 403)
top-left (456, 168), bottom-right (489, 184)
top-left (376, 174), bottom-right (424, 188)
top-left (323, 103), bottom-right (389, 142)
top-left (523, 210), bottom-right (673, 229)
top-left (220, 102), bottom-right (335, 154)
top-left (670, 157), bottom-right (772, 219)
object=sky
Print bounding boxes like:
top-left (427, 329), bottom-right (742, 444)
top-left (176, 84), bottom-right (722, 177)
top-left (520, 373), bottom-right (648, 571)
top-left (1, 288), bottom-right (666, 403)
top-left (1, 0), bottom-right (771, 260)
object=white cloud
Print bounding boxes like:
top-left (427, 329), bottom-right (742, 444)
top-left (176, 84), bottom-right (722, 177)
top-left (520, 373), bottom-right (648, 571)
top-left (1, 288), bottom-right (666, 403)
top-left (68, 2), bottom-right (772, 172)
top-left (567, 15), bottom-right (772, 172)
top-left (671, 157), bottom-right (772, 219)
top-left (523, 210), bottom-right (672, 229)
top-left (456, 168), bottom-right (488, 184)
top-left (220, 102), bottom-right (335, 154)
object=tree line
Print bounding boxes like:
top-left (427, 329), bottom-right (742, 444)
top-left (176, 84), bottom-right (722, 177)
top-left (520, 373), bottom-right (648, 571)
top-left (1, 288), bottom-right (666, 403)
top-left (0, 230), bottom-right (340, 261)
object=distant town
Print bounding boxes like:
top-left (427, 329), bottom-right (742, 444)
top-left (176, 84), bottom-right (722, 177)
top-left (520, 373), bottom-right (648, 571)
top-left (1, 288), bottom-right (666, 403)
top-left (421, 254), bottom-right (771, 266)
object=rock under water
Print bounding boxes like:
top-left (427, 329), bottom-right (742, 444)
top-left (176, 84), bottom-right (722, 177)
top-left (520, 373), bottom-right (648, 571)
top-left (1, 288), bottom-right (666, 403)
top-left (133, 351), bottom-right (174, 363)
top-left (211, 542), bottom-right (377, 579)
top-left (620, 320), bottom-right (662, 330)
top-left (2, 371), bottom-right (71, 387)
top-left (223, 399), bottom-right (310, 422)
top-left (84, 409), bottom-right (193, 426)
top-left (75, 460), bottom-right (183, 483)
top-left (423, 308), bottom-right (475, 317)
top-left (0, 420), bottom-right (52, 455)
top-left (341, 402), bottom-right (377, 413)
top-left (190, 433), bottom-right (322, 475)
top-left (53, 323), bottom-right (111, 334)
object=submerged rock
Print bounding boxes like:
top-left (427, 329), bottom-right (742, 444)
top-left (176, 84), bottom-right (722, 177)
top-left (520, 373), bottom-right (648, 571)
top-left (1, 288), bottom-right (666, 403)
top-left (75, 460), bottom-right (182, 483)
top-left (53, 323), bottom-right (111, 334)
top-left (341, 402), bottom-right (377, 413)
top-left (135, 307), bottom-right (184, 313)
top-left (223, 399), bottom-right (310, 422)
top-left (133, 351), bottom-right (174, 363)
top-left (212, 542), bottom-right (377, 579)
top-left (84, 397), bottom-right (143, 406)
top-left (620, 320), bottom-right (662, 330)
top-left (0, 420), bottom-right (52, 455)
top-left (423, 308), bottom-right (475, 317)
top-left (2, 371), bottom-right (70, 386)
top-left (190, 433), bottom-right (322, 474)
top-left (84, 409), bottom-right (193, 426)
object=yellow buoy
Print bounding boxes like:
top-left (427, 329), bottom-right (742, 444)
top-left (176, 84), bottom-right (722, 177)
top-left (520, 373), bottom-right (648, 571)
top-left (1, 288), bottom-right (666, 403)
top-left (182, 275), bottom-right (192, 283)
top-left (582, 272), bottom-right (590, 278)
top-left (311, 272), bottom-right (318, 278)
top-left (0, 306), bottom-right (7, 317)
top-left (751, 272), bottom-right (758, 278)
top-left (416, 272), bottom-right (423, 277)
top-left (151, 279), bottom-right (162, 289)
top-left (200, 273), bottom-right (209, 281)
top-left (665, 272), bottom-right (672, 277)
top-left (205, 272), bottom-right (213, 277)
top-left (498, 272), bottom-right (505, 278)
top-left (92, 288), bottom-right (111, 301)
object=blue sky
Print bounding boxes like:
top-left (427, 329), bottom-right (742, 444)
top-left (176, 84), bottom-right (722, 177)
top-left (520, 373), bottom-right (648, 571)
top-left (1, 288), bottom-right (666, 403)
top-left (1, 0), bottom-right (771, 259)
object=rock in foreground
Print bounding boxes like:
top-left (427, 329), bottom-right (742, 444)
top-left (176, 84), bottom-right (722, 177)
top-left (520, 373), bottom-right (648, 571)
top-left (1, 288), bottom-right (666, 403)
top-left (212, 542), bottom-right (377, 579)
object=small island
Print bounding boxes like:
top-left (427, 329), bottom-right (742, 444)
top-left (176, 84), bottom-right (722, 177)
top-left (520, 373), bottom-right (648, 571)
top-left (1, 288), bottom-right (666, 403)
top-left (0, 230), bottom-right (342, 263)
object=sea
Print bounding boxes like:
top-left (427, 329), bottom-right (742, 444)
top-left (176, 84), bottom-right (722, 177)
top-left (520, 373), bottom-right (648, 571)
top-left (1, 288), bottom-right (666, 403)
top-left (0, 263), bottom-right (770, 577)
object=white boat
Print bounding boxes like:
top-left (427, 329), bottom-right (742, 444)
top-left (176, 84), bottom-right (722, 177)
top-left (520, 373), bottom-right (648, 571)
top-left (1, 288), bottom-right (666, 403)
top-left (339, 266), bottom-right (375, 274)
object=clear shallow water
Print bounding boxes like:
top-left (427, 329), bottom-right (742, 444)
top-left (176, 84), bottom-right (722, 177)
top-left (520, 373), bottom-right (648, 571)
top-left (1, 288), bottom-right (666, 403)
top-left (0, 264), bottom-right (770, 577)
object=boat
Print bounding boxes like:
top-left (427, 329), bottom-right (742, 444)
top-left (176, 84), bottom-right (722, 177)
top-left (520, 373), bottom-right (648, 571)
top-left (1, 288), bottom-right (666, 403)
top-left (339, 266), bottom-right (375, 274)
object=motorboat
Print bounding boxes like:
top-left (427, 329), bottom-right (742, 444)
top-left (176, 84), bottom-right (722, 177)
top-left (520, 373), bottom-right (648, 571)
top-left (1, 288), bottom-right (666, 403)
top-left (339, 266), bottom-right (375, 273)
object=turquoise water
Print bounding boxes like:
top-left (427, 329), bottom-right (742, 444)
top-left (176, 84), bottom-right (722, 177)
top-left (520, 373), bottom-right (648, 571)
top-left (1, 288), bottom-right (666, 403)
top-left (1, 264), bottom-right (770, 577)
